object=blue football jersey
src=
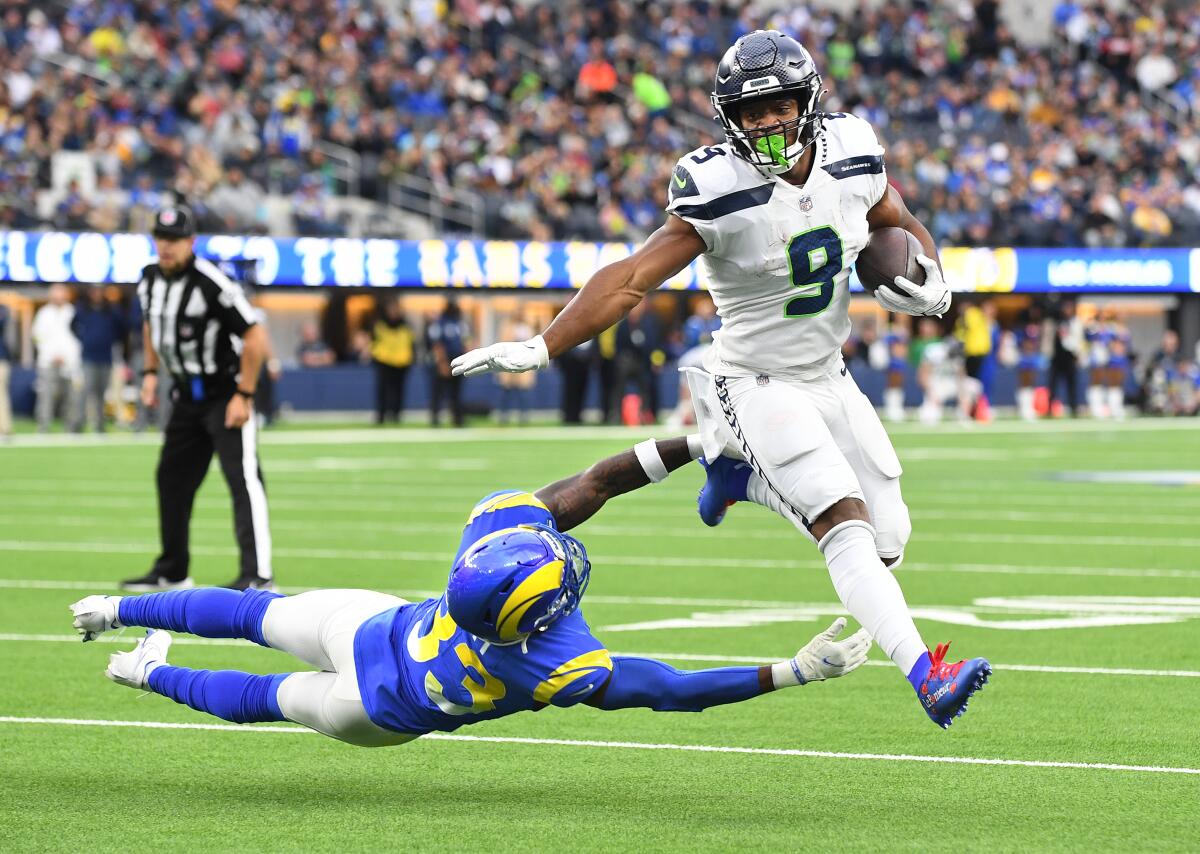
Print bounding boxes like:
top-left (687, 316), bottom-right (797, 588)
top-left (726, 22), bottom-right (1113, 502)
top-left (352, 491), bottom-right (614, 735)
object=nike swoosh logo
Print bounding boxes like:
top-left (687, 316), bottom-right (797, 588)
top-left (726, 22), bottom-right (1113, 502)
top-left (674, 173), bottom-right (687, 189)
top-left (839, 366), bottom-right (847, 376)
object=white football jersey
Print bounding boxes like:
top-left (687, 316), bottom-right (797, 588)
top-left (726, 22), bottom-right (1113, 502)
top-left (666, 113), bottom-right (888, 375)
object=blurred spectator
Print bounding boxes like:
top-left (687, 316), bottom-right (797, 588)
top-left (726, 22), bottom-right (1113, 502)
top-left (426, 299), bottom-right (470, 427)
top-left (296, 321), bottom-right (336, 368)
top-left (1014, 303), bottom-right (1047, 421)
top-left (881, 325), bottom-right (910, 423)
top-left (31, 285), bottom-right (82, 433)
top-left (611, 300), bottom-right (664, 424)
top-left (347, 329), bottom-right (374, 365)
top-left (1048, 299), bottom-right (1085, 417)
top-left (666, 296), bottom-right (719, 428)
top-left (1142, 328), bottom-right (1180, 415)
top-left (496, 312), bottom-right (537, 424)
top-left (0, 302), bottom-right (11, 438)
top-left (370, 300), bottom-right (415, 425)
top-left (292, 175), bottom-right (339, 237)
top-left (916, 322), bottom-right (963, 425)
top-left (557, 339), bottom-right (595, 425)
top-left (70, 285), bottom-right (126, 433)
top-left (955, 301), bottom-right (996, 421)
top-left (208, 167), bottom-right (266, 234)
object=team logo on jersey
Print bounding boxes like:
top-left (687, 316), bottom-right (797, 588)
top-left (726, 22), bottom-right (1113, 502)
top-left (798, 195), bottom-right (813, 212)
top-left (670, 166), bottom-right (699, 200)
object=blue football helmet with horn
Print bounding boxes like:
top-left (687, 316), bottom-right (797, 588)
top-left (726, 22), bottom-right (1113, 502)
top-left (711, 30), bottom-right (825, 177)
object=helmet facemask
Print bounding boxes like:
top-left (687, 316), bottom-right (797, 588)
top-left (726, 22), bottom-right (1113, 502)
top-left (524, 524), bottom-right (590, 635)
top-left (712, 82), bottom-right (825, 177)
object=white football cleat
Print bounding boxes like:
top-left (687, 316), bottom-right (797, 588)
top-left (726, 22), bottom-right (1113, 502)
top-left (106, 631), bottom-right (172, 689)
top-left (70, 595), bottom-right (123, 642)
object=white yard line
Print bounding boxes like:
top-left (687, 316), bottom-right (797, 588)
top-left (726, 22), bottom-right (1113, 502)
top-left (3, 631), bottom-right (1198, 679)
top-left (4, 507), bottom-right (1200, 534)
top-left (3, 418), bottom-right (1195, 451)
top-left (2, 534), bottom-right (1198, 577)
top-left (0, 716), bottom-right (1196, 776)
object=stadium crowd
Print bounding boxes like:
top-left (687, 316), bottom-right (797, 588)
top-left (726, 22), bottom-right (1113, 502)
top-left (2, 0), bottom-right (1199, 246)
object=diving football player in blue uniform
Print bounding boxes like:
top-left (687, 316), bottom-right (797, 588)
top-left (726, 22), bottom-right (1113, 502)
top-left (71, 436), bottom-right (872, 746)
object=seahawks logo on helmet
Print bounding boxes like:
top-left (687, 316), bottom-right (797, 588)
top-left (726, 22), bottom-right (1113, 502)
top-left (711, 30), bottom-right (826, 177)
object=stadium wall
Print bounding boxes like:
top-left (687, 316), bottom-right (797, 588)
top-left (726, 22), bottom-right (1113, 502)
top-left (2, 231), bottom-right (1200, 294)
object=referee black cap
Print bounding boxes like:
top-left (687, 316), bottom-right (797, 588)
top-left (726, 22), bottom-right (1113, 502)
top-left (152, 205), bottom-right (197, 239)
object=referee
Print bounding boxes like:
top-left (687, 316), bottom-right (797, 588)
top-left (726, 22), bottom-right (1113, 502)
top-left (122, 205), bottom-right (275, 592)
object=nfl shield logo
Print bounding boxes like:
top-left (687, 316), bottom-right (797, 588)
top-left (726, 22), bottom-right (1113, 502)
top-left (756, 375), bottom-right (770, 386)
top-left (798, 196), bottom-right (813, 212)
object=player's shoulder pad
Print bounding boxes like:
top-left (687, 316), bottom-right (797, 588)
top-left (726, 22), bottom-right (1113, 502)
top-left (667, 143), bottom-right (772, 222)
top-left (466, 490), bottom-right (550, 524)
top-left (820, 112), bottom-right (886, 181)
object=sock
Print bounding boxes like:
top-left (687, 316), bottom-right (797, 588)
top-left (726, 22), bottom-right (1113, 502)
top-left (723, 460), bottom-right (752, 501)
top-left (1017, 387), bottom-right (1036, 421)
top-left (1107, 386), bottom-right (1125, 419)
top-left (819, 520), bottom-right (926, 677)
top-left (118, 588), bottom-right (282, 647)
top-left (148, 666), bottom-right (287, 724)
top-left (907, 651), bottom-right (932, 692)
top-left (1087, 384), bottom-right (1106, 418)
top-left (884, 388), bottom-right (905, 422)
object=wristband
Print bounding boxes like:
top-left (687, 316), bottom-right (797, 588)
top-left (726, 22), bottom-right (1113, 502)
top-left (142, 368), bottom-right (158, 377)
top-left (235, 388), bottom-right (255, 400)
top-left (790, 657), bottom-right (808, 686)
top-left (633, 439), bottom-right (669, 483)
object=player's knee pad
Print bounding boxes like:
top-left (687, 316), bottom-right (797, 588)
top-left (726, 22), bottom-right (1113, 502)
top-left (873, 502), bottom-right (911, 564)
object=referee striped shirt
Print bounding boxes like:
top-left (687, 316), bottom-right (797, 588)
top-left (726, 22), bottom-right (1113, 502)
top-left (137, 257), bottom-right (258, 392)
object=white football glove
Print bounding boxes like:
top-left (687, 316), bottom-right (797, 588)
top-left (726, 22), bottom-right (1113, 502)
top-left (874, 254), bottom-right (952, 318)
top-left (792, 617), bottom-right (873, 683)
top-left (451, 335), bottom-right (550, 377)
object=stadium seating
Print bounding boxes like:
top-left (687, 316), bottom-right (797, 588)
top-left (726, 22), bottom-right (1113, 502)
top-left (2, 1), bottom-right (1198, 246)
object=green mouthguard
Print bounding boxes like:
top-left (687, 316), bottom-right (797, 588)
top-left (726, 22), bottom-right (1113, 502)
top-left (754, 133), bottom-right (790, 167)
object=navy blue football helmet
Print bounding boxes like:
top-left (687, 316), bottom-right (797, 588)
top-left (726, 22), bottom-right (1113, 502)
top-left (446, 524), bottom-right (591, 644)
top-left (711, 30), bottom-right (825, 176)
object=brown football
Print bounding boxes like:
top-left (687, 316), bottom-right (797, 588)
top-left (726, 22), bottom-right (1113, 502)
top-left (856, 227), bottom-right (924, 295)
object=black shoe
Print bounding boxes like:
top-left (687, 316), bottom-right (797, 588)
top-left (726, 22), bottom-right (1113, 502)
top-left (222, 575), bottom-right (277, 592)
top-left (120, 572), bottom-right (195, 592)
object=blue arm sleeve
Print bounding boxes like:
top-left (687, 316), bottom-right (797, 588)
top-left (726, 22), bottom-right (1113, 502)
top-left (595, 656), bottom-right (764, 713)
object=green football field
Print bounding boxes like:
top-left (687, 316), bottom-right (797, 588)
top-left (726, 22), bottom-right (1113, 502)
top-left (1, 419), bottom-right (1198, 852)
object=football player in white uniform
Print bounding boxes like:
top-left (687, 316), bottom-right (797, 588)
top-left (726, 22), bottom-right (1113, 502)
top-left (453, 30), bottom-right (989, 727)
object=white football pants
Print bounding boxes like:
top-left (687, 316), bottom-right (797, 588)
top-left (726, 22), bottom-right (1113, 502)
top-left (262, 590), bottom-right (416, 747)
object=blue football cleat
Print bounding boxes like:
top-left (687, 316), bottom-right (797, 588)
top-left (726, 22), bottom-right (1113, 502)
top-left (697, 456), bottom-right (752, 527)
top-left (916, 643), bottom-right (991, 729)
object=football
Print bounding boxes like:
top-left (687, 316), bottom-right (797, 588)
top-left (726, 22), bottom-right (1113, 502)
top-left (856, 227), bottom-right (924, 295)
